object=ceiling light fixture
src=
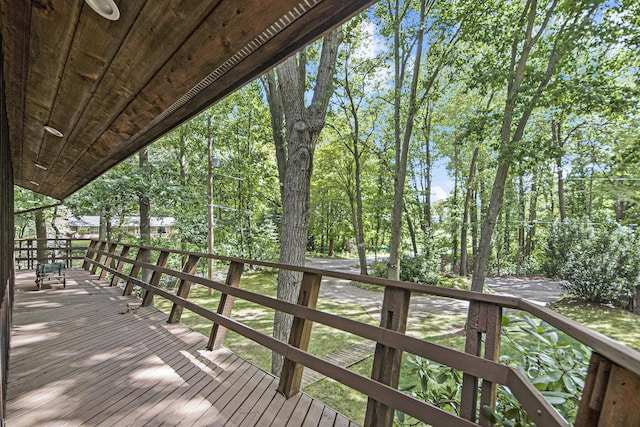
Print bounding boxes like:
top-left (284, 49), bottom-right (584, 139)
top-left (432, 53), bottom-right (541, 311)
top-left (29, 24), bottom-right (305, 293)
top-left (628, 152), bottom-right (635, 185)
top-left (44, 125), bottom-right (64, 138)
top-left (34, 163), bottom-right (48, 171)
top-left (29, 181), bottom-right (40, 186)
top-left (85, 0), bottom-right (120, 21)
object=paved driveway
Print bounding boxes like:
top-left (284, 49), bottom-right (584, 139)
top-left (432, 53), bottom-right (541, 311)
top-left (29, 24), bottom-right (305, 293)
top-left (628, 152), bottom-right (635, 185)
top-left (306, 257), bottom-right (564, 322)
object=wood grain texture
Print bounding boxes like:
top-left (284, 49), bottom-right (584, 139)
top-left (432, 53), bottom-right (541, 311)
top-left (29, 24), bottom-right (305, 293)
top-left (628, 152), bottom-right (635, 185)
top-left (7, 269), bottom-right (354, 426)
top-left (1, 0), bottom-right (376, 200)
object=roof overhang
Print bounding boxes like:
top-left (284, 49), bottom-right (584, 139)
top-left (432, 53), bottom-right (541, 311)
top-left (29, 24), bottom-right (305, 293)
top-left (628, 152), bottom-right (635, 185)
top-left (1, 0), bottom-right (374, 200)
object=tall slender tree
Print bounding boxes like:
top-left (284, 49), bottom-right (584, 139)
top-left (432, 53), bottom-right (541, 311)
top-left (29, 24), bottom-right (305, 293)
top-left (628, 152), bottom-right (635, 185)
top-left (471, 0), bottom-right (602, 292)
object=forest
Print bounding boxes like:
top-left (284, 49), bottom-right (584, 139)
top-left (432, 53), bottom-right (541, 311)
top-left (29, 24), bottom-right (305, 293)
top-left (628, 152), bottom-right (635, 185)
top-left (15, 0), bottom-right (640, 308)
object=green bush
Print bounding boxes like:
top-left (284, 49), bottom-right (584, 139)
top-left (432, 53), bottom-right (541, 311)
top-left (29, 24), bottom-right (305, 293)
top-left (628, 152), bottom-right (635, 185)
top-left (542, 220), bottom-right (640, 309)
top-left (397, 315), bottom-right (589, 426)
top-left (485, 315), bottom-right (590, 426)
top-left (372, 254), bottom-right (439, 285)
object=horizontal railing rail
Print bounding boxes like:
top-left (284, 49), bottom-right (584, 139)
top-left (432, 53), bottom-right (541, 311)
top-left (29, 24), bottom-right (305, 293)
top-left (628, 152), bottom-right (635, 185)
top-left (14, 238), bottom-right (89, 269)
top-left (16, 238), bottom-right (640, 426)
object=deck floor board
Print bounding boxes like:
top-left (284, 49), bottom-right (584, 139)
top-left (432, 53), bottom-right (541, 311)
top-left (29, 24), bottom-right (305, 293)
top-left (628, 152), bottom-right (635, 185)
top-left (8, 269), bottom-right (357, 426)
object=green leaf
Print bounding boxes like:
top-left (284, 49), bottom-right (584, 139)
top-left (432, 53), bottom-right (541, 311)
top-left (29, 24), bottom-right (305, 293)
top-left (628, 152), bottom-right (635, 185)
top-left (502, 315), bottom-right (511, 327)
top-left (532, 370), bottom-right (563, 384)
top-left (481, 405), bottom-right (499, 423)
top-left (562, 374), bottom-right (577, 394)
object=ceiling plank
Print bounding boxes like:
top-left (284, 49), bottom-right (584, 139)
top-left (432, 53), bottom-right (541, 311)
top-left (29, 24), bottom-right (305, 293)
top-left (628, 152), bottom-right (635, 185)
top-left (60, 0), bottom-right (376, 198)
top-left (61, 0), bottom-right (303, 189)
top-left (0, 0), bottom-right (31, 188)
top-left (3, 0), bottom-right (377, 200)
top-left (34, 0), bottom-right (148, 195)
top-left (40, 0), bottom-right (223, 196)
top-left (19, 0), bottom-right (80, 190)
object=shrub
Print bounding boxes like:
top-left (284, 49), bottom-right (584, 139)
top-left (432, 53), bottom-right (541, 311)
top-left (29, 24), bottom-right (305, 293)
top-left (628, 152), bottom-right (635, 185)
top-left (542, 220), bottom-right (640, 309)
top-left (485, 315), bottom-right (590, 426)
top-left (397, 315), bottom-right (589, 426)
top-left (372, 254), bottom-right (439, 285)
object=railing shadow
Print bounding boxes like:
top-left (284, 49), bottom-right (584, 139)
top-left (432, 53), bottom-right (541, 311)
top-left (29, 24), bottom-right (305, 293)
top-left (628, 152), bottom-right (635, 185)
top-left (15, 238), bottom-right (640, 427)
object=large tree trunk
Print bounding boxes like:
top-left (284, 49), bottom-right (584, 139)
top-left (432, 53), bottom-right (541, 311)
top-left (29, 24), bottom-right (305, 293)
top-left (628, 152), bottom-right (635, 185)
top-left (460, 146), bottom-right (479, 276)
top-left (451, 146), bottom-right (459, 274)
top-left (354, 140), bottom-right (368, 275)
top-left (525, 175), bottom-right (538, 258)
top-left (388, 0), bottom-right (427, 281)
top-left (423, 109), bottom-right (433, 231)
top-left (139, 147), bottom-right (152, 283)
top-left (517, 175), bottom-right (526, 273)
top-left (206, 115), bottom-right (216, 295)
top-left (51, 207), bottom-right (60, 238)
top-left (552, 119), bottom-right (567, 221)
top-left (34, 209), bottom-right (47, 263)
top-left (264, 29), bottom-right (342, 376)
top-left (471, 188), bottom-right (478, 260)
top-left (403, 200), bottom-right (418, 257)
top-left (99, 208), bottom-right (107, 241)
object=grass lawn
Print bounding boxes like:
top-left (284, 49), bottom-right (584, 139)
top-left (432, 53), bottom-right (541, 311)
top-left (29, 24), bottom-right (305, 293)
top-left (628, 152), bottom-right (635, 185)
top-left (154, 271), bottom-right (382, 371)
top-left (152, 272), bottom-right (640, 425)
top-left (550, 298), bottom-right (640, 351)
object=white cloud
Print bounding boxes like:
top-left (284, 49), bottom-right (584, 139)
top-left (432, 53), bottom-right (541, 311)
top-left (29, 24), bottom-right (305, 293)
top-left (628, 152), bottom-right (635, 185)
top-left (352, 19), bottom-right (386, 61)
top-left (431, 186), bottom-right (449, 202)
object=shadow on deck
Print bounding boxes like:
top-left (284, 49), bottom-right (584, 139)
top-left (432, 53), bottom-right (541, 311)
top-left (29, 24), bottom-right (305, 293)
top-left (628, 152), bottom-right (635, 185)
top-left (7, 269), bottom-right (355, 426)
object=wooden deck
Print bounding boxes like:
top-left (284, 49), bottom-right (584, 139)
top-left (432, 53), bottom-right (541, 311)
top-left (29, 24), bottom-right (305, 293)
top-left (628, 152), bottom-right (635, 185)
top-left (7, 269), bottom-right (357, 426)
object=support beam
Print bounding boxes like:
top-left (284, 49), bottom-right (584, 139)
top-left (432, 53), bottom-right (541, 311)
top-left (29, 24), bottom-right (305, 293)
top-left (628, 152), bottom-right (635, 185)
top-left (208, 261), bottom-right (244, 350)
top-left (110, 245), bottom-right (130, 286)
top-left (0, 45), bottom-right (15, 423)
top-left (90, 241), bottom-right (107, 274)
top-left (141, 250), bottom-right (170, 307)
top-left (123, 248), bottom-right (150, 296)
top-left (364, 286), bottom-right (411, 427)
top-left (82, 240), bottom-right (98, 270)
top-left (100, 242), bottom-right (118, 280)
top-left (278, 272), bottom-right (322, 397)
top-left (577, 353), bottom-right (640, 426)
top-left (460, 301), bottom-right (502, 425)
top-left (168, 254), bottom-right (201, 323)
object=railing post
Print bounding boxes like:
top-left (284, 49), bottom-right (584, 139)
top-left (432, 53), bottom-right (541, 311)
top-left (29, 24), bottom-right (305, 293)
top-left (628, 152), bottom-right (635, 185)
top-left (460, 301), bottom-right (502, 425)
top-left (207, 261), bottom-right (244, 350)
top-left (110, 245), bottom-right (131, 286)
top-left (82, 240), bottom-right (98, 270)
top-left (90, 241), bottom-right (107, 274)
top-left (168, 255), bottom-right (201, 324)
top-left (27, 239), bottom-right (33, 269)
top-left (277, 271), bottom-right (322, 398)
top-left (364, 286), bottom-right (411, 427)
top-left (141, 250), bottom-right (170, 307)
top-left (576, 353), bottom-right (640, 426)
top-left (65, 238), bottom-right (71, 268)
top-left (100, 242), bottom-right (118, 280)
top-left (123, 248), bottom-right (150, 296)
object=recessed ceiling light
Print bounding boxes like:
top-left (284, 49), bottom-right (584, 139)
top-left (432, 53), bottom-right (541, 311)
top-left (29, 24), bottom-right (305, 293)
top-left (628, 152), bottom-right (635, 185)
top-left (85, 0), bottom-right (120, 21)
top-left (44, 125), bottom-right (64, 138)
top-left (29, 181), bottom-right (40, 186)
top-left (34, 163), bottom-right (48, 171)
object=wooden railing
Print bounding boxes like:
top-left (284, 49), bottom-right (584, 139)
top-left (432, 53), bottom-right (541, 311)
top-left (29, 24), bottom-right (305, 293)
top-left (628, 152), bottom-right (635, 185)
top-left (14, 238), bottom-right (90, 269)
top-left (20, 238), bottom-right (640, 426)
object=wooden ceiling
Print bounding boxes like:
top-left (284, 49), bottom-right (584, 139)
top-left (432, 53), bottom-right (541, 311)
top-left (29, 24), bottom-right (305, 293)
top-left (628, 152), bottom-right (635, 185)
top-left (1, 0), bottom-right (374, 200)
